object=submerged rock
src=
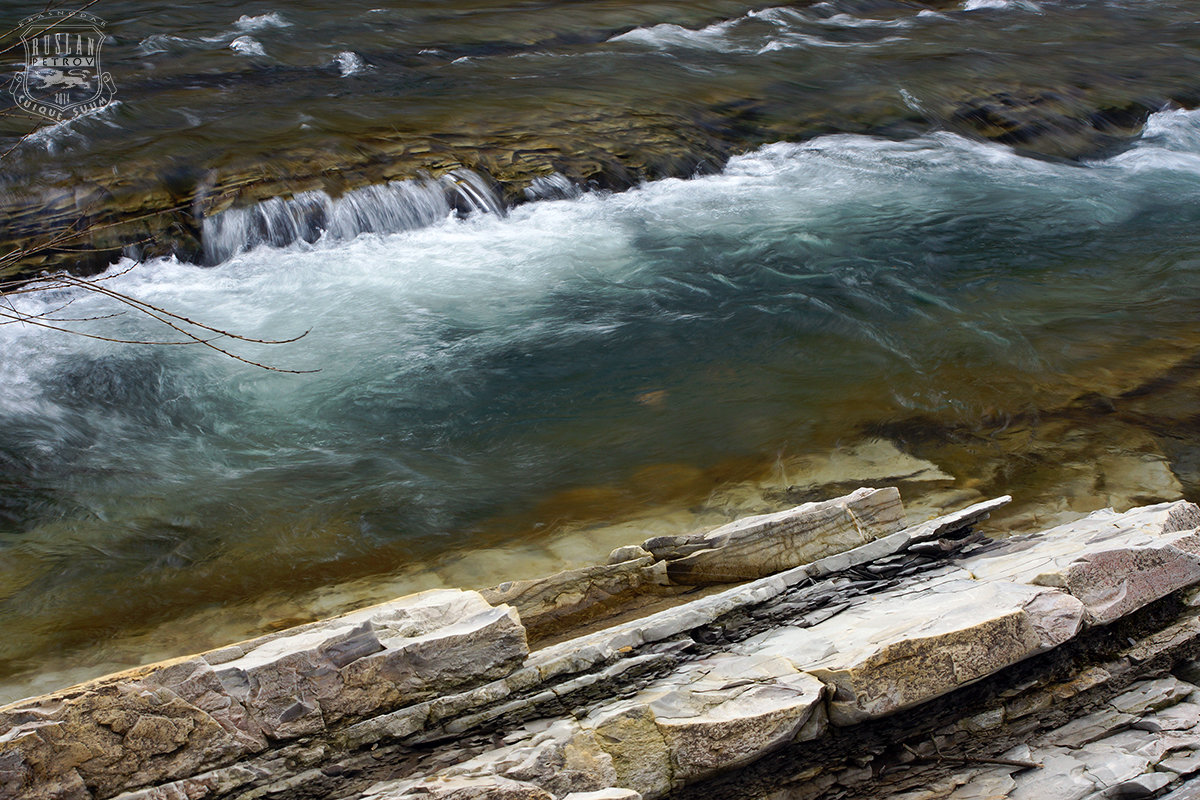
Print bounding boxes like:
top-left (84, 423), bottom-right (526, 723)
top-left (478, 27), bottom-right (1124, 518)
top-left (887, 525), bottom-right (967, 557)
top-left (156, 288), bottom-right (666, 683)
top-left (945, 91), bottom-right (1154, 161)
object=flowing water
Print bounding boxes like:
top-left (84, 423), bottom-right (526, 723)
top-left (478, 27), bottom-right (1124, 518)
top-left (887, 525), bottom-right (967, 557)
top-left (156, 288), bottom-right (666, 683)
top-left (2, 0), bottom-right (1200, 702)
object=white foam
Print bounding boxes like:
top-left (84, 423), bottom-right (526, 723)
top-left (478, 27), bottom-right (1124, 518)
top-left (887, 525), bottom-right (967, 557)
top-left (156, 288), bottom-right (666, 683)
top-left (229, 36), bottom-right (267, 57)
top-left (963, 0), bottom-right (1042, 11)
top-left (18, 102), bottom-right (124, 154)
top-left (524, 173), bottom-right (582, 201)
top-left (610, 18), bottom-right (743, 52)
top-left (610, 5), bottom-right (917, 54)
top-left (233, 12), bottom-right (290, 31)
top-left (1105, 107), bottom-right (1200, 174)
top-left (333, 51), bottom-right (369, 76)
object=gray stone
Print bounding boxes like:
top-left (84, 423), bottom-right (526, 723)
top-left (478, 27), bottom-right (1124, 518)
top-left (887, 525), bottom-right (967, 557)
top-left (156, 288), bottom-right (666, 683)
top-left (364, 775), bottom-right (555, 800)
top-left (481, 558), bottom-right (665, 639)
top-left (1160, 776), bottom-right (1200, 800)
top-left (562, 790), bottom-right (642, 800)
top-left (391, 653), bottom-right (824, 800)
top-left (903, 495), bottom-right (1013, 545)
top-left (1108, 677), bottom-right (1194, 716)
top-left (651, 666), bottom-right (826, 781)
top-left (945, 771), bottom-right (1018, 800)
top-left (0, 679), bottom-right (247, 800)
top-left (523, 564), bottom-right (809, 686)
top-left (1076, 746), bottom-right (1153, 789)
top-left (491, 721), bottom-right (618, 797)
top-left (962, 501), bottom-right (1200, 624)
top-left (608, 546), bottom-right (652, 565)
top-left (1161, 750), bottom-right (1200, 776)
top-left (1006, 747), bottom-right (1098, 800)
top-left (649, 487), bottom-right (906, 584)
top-left (106, 764), bottom-right (260, 800)
top-left (1148, 700), bottom-right (1200, 731)
top-left (961, 708), bottom-right (1006, 734)
top-left (587, 704), bottom-right (674, 798)
top-left (1083, 772), bottom-right (1174, 799)
top-left (776, 578), bottom-right (1084, 724)
top-left (211, 589), bottom-right (527, 737)
top-left (804, 495), bottom-right (1009, 578)
top-left (1049, 706), bottom-right (1138, 748)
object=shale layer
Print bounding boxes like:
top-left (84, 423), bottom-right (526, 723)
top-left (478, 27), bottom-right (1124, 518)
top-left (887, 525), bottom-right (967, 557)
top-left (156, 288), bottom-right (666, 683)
top-left (7, 489), bottom-right (1200, 800)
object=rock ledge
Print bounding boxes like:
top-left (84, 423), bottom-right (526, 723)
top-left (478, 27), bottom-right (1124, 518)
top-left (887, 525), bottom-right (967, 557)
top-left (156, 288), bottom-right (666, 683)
top-left (5, 489), bottom-right (1200, 800)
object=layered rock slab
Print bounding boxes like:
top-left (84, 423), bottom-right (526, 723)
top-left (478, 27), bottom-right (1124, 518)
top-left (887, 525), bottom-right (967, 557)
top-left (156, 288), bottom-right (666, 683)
top-left (367, 652), bottom-right (826, 800)
top-left (962, 500), bottom-right (1200, 624)
top-left (877, 674), bottom-right (1200, 800)
top-left (0, 590), bottom-right (526, 800)
top-left (644, 487), bottom-right (905, 584)
top-left (353, 498), bottom-right (1200, 800)
top-left (12, 493), bottom-right (1200, 800)
top-left (743, 576), bottom-right (1086, 725)
top-left (480, 557), bottom-right (674, 642)
top-left (205, 589), bottom-right (526, 738)
top-left (478, 487), bottom-right (929, 644)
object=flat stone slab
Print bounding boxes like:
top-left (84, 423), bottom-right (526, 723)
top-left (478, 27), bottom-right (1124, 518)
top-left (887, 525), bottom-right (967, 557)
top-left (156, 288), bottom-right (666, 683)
top-left (207, 589), bottom-right (527, 738)
top-left (480, 558), bottom-right (671, 640)
top-left (741, 574), bottom-right (1085, 724)
top-left (961, 500), bottom-right (1200, 623)
top-left (0, 589), bottom-right (527, 800)
top-left (644, 487), bottom-right (905, 584)
top-left (366, 652), bottom-right (826, 800)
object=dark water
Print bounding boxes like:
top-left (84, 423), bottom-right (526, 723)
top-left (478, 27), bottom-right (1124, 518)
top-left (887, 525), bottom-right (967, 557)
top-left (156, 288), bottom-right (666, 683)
top-left (2, 0), bottom-right (1200, 701)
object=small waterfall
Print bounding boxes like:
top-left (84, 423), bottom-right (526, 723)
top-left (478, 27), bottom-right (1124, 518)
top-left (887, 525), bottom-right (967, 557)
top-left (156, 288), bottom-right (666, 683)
top-left (201, 169), bottom-right (505, 264)
top-left (524, 173), bottom-right (582, 201)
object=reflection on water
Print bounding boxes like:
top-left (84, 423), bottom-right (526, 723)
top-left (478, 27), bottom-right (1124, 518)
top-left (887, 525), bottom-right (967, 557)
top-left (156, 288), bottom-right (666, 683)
top-left (3, 0), bottom-right (1200, 703)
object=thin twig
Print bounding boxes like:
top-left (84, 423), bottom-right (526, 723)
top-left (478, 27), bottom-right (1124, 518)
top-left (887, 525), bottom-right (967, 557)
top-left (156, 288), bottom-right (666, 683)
top-left (53, 273), bottom-right (311, 344)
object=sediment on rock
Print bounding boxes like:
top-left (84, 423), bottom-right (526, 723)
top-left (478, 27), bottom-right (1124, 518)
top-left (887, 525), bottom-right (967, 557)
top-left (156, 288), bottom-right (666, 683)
top-left (7, 490), bottom-right (1200, 800)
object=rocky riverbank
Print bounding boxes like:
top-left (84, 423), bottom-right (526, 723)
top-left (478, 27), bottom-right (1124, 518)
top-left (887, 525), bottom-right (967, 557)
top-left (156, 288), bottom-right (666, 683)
top-left (7, 488), bottom-right (1200, 800)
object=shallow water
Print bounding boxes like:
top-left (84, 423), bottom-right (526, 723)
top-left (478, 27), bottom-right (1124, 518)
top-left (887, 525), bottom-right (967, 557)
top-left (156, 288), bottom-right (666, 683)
top-left (3, 0), bottom-right (1200, 702)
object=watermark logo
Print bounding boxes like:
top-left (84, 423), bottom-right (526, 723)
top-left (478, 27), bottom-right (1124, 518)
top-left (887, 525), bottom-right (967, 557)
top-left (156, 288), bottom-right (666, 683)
top-left (9, 9), bottom-right (116, 121)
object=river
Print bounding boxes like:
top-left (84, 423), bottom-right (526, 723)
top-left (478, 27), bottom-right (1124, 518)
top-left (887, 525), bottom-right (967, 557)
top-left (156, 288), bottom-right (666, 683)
top-left (1, 0), bottom-right (1199, 702)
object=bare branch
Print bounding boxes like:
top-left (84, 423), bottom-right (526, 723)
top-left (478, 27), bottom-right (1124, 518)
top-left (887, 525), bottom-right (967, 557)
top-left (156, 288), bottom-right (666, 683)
top-left (53, 273), bottom-right (311, 345)
top-left (0, 123), bottom-right (44, 161)
top-left (0, 46), bottom-right (315, 373)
